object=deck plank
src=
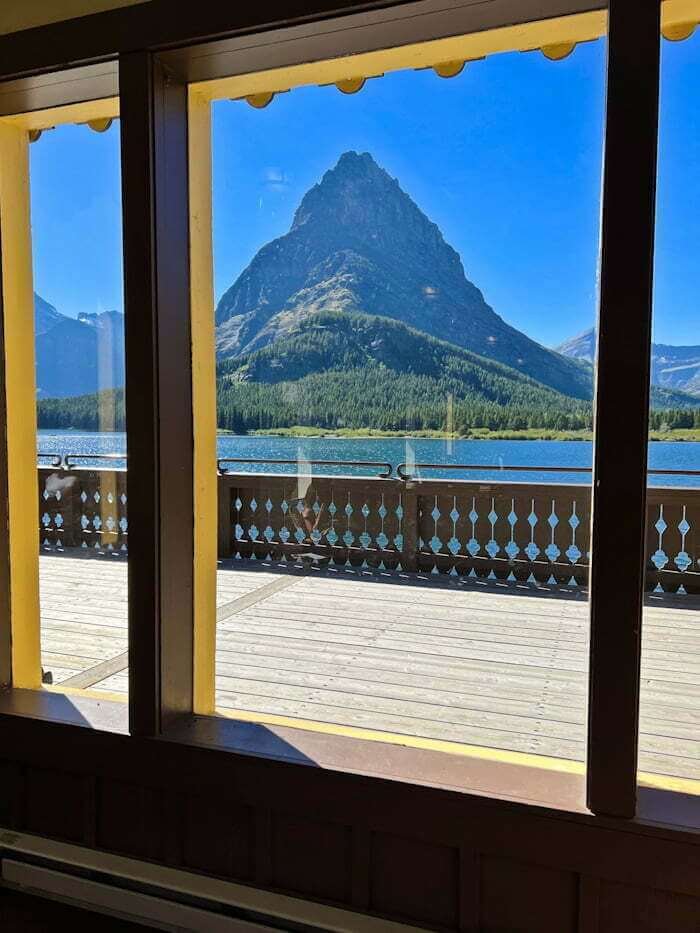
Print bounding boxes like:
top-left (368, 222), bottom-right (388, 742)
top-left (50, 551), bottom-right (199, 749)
top-left (37, 553), bottom-right (700, 781)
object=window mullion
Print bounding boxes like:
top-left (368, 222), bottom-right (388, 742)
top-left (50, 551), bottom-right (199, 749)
top-left (120, 51), bottom-right (195, 734)
top-left (587, 0), bottom-right (661, 818)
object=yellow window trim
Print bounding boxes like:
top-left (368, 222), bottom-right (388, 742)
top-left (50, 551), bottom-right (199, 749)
top-left (0, 121), bottom-right (41, 688)
top-left (0, 97), bottom-right (118, 690)
top-left (188, 90), bottom-right (217, 716)
top-left (190, 1), bottom-right (700, 105)
top-left (193, 10), bottom-right (607, 102)
top-left (0, 97), bottom-right (119, 132)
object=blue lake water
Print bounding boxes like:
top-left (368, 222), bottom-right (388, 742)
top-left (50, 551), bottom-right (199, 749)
top-left (37, 430), bottom-right (700, 487)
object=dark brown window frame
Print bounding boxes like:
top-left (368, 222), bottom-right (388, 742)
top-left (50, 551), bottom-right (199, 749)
top-left (1, 0), bottom-right (695, 832)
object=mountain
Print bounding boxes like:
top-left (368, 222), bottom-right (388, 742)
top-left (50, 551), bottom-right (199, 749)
top-left (557, 328), bottom-right (700, 397)
top-left (215, 151), bottom-right (591, 400)
top-left (650, 386), bottom-right (700, 409)
top-left (556, 328), bottom-right (595, 362)
top-left (35, 309), bottom-right (125, 398)
top-left (34, 293), bottom-right (66, 335)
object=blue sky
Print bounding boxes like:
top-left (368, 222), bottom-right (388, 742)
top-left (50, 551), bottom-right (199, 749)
top-left (29, 34), bottom-right (700, 347)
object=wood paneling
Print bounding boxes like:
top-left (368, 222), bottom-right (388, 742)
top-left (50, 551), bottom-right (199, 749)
top-left (23, 768), bottom-right (87, 844)
top-left (599, 881), bottom-right (700, 933)
top-left (96, 780), bottom-right (164, 860)
top-left (370, 833), bottom-right (459, 928)
top-left (0, 714), bottom-right (699, 931)
top-left (480, 856), bottom-right (578, 933)
top-left (272, 813), bottom-right (352, 903)
top-left (181, 794), bottom-right (254, 880)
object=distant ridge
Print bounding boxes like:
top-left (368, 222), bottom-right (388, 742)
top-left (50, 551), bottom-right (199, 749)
top-left (33, 295), bottom-right (125, 398)
top-left (556, 327), bottom-right (700, 397)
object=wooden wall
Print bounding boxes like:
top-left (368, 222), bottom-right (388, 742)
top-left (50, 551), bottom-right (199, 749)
top-left (1, 714), bottom-right (699, 931)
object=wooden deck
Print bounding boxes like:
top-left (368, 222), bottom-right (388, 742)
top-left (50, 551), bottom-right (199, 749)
top-left (38, 553), bottom-right (700, 782)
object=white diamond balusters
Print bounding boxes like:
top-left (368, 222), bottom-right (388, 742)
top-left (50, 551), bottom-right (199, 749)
top-left (360, 501), bottom-right (371, 549)
top-left (343, 493), bottom-right (354, 548)
top-left (325, 493), bottom-right (337, 549)
top-left (485, 497), bottom-right (499, 559)
top-left (467, 497), bottom-right (480, 557)
top-left (566, 502), bottom-right (582, 563)
top-left (652, 504), bottom-right (669, 570)
top-left (675, 505), bottom-right (691, 572)
top-left (430, 495), bottom-right (442, 554)
top-left (376, 493), bottom-right (389, 551)
top-left (280, 495), bottom-right (290, 546)
top-left (395, 497), bottom-right (404, 550)
top-left (525, 498), bottom-right (540, 562)
top-left (545, 499), bottom-right (561, 563)
top-left (447, 497), bottom-right (460, 556)
top-left (505, 499), bottom-right (519, 560)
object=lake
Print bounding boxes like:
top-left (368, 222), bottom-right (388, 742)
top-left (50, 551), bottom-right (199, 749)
top-left (37, 430), bottom-right (700, 487)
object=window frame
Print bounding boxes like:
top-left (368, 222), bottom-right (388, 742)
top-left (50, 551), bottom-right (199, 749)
top-left (0, 0), bottom-right (696, 825)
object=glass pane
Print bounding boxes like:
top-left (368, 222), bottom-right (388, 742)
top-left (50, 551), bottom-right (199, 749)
top-left (639, 25), bottom-right (700, 793)
top-left (31, 119), bottom-right (128, 699)
top-left (210, 32), bottom-right (607, 778)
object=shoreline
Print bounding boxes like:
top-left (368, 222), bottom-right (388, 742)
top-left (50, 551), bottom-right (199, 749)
top-left (39, 426), bottom-right (700, 442)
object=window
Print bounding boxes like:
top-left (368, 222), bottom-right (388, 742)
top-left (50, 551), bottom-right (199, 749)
top-left (639, 19), bottom-right (700, 795)
top-left (0, 1), bottom-right (692, 824)
top-left (0, 97), bottom-right (127, 703)
top-left (198, 13), bottom-right (608, 780)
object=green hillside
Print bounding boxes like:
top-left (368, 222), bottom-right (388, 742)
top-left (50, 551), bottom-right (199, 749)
top-left (216, 310), bottom-right (591, 432)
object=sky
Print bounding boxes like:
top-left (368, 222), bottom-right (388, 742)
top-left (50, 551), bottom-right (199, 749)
top-left (28, 33), bottom-right (700, 347)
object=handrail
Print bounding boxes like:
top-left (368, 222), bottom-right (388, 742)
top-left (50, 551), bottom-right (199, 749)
top-left (37, 452), bottom-right (62, 468)
top-left (396, 462), bottom-right (700, 481)
top-left (396, 462), bottom-right (594, 480)
top-left (64, 453), bottom-right (127, 468)
top-left (34, 454), bottom-right (700, 482)
top-left (217, 457), bottom-right (393, 478)
top-left (37, 453), bottom-right (127, 470)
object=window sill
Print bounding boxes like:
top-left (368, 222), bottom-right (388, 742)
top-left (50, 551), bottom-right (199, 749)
top-left (0, 686), bottom-right (128, 735)
top-left (2, 689), bottom-right (697, 835)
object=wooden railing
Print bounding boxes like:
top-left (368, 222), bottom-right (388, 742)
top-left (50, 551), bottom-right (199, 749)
top-left (37, 461), bottom-right (700, 594)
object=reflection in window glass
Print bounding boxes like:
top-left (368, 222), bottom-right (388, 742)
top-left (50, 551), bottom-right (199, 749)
top-left (210, 40), bottom-right (607, 773)
top-left (640, 29), bottom-right (700, 791)
top-left (31, 120), bottom-right (128, 698)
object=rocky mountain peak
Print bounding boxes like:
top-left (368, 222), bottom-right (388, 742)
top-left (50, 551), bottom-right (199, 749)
top-left (291, 151), bottom-right (397, 228)
top-left (289, 150), bottom-right (448, 258)
top-left (214, 151), bottom-right (592, 398)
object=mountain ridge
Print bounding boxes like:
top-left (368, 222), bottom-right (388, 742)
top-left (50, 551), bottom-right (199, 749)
top-left (215, 150), bottom-right (592, 399)
top-left (556, 327), bottom-right (700, 397)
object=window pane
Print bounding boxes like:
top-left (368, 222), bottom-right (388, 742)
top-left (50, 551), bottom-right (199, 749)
top-left (639, 26), bottom-right (700, 792)
top-left (31, 119), bottom-right (128, 699)
top-left (210, 32), bottom-right (606, 779)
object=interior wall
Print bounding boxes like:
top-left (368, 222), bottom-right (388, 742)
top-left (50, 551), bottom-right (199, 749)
top-left (0, 0), bottom-right (150, 36)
